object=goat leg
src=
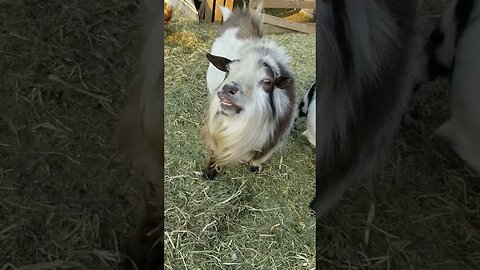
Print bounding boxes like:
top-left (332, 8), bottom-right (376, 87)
top-left (202, 156), bottom-right (219, 180)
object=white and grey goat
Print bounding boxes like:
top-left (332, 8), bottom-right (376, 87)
top-left (202, 5), bottom-right (296, 179)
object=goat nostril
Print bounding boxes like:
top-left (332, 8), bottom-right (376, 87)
top-left (222, 84), bottom-right (239, 95)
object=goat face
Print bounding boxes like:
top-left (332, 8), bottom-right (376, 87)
top-left (206, 51), bottom-right (293, 118)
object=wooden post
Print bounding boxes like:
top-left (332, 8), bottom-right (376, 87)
top-left (202, 0), bottom-right (235, 23)
top-left (175, 0), bottom-right (200, 21)
top-left (214, 0), bottom-right (224, 23)
top-left (225, 0), bottom-right (234, 12)
top-left (250, 0), bottom-right (315, 9)
top-left (205, 0), bottom-right (214, 22)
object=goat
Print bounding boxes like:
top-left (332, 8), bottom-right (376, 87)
top-left (312, 0), bottom-right (422, 217)
top-left (297, 81), bottom-right (316, 147)
top-left (424, 0), bottom-right (480, 174)
top-left (117, 0), bottom-right (163, 269)
top-left (202, 5), bottom-right (297, 179)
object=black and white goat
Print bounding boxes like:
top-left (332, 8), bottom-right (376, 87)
top-left (297, 81), bottom-right (316, 147)
top-left (313, 0), bottom-right (422, 217)
top-left (424, 0), bottom-right (480, 174)
top-left (202, 5), bottom-right (296, 179)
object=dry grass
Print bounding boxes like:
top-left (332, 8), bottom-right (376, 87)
top-left (0, 0), bottom-right (143, 268)
top-left (318, 1), bottom-right (480, 269)
top-left (163, 13), bottom-right (316, 270)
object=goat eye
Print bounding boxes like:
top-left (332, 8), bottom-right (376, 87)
top-left (262, 79), bottom-right (272, 87)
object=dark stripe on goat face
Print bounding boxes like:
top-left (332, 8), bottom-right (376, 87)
top-left (269, 92), bottom-right (276, 118)
top-left (262, 62), bottom-right (277, 118)
top-left (454, 0), bottom-right (474, 47)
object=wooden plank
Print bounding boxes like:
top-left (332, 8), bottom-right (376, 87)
top-left (250, 0), bottom-right (315, 9)
top-left (225, 0), bottom-right (234, 10)
top-left (263, 24), bottom-right (294, 34)
top-left (263, 23), bottom-right (315, 34)
top-left (205, 0), bottom-right (214, 22)
top-left (198, 0), bottom-right (206, 20)
top-left (214, 0), bottom-right (224, 23)
top-left (262, 13), bottom-right (315, 34)
top-left (177, 0), bottom-right (199, 21)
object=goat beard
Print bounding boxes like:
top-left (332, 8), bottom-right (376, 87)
top-left (202, 101), bottom-right (287, 167)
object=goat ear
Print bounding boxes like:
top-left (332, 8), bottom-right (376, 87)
top-left (206, 53), bottom-right (232, 72)
top-left (274, 76), bottom-right (294, 89)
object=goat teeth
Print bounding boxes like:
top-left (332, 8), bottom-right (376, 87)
top-left (222, 100), bottom-right (232, 106)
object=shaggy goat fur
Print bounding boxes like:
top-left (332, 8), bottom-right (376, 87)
top-left (425, 0), bottom-right (480, 174)
top-left (202, 6), bottom-right (296, 178)
top-left (313, 0), bottom-right (422, 217)
top-left (117, 0), bottom-right (163, 269)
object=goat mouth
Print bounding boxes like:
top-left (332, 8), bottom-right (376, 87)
top-left (217, 93), bottom-right (243, 113)
top-left (220, 97), bottom-right (235, 106)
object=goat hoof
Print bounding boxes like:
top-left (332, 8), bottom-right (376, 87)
top-left (249, 165), bottom-right (262, 173)
top-left (202, 167), bottom-right (218, 180)
top-left (202, 159), bottom-right (219, 180)
top-left (309, 197), bottom-right (316, 215)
